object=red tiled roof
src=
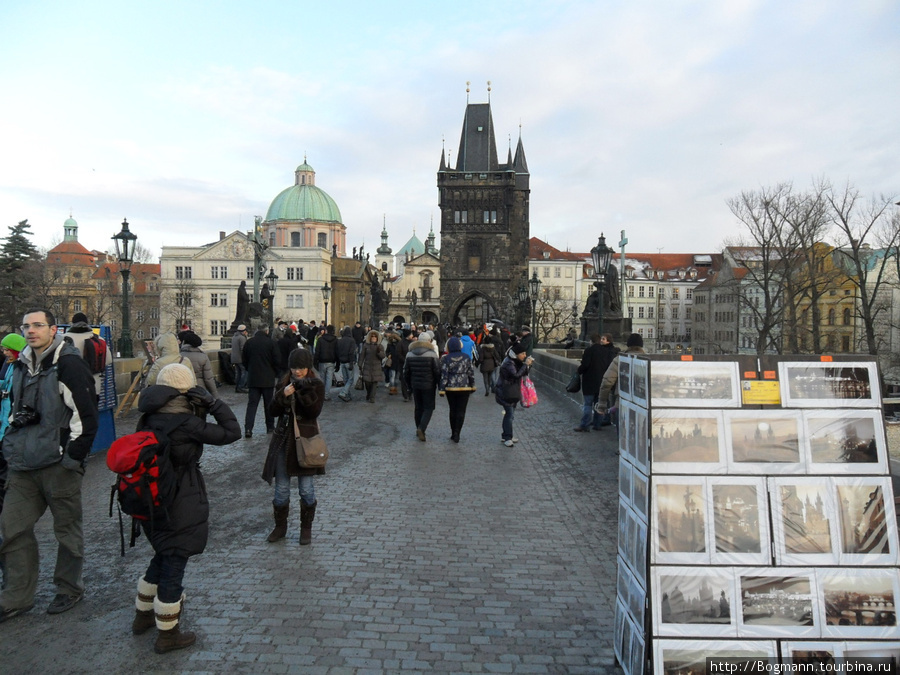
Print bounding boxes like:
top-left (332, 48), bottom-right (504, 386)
top-left (529, 237), bottom-right (589, 262)
top-left (46, 241), bottom-right (96, 266)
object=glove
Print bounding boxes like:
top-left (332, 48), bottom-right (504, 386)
top-left (186, 386), bottom-right (216, 408)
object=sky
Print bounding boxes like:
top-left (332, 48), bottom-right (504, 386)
top-left (1, 0), bottom-right (898, 260)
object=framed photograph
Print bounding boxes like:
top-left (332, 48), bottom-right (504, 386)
top-left (653, 639), bottom-right (777, 675)
top-left (770, 477), bottom-right (840, 565)
top-left (614, 600), bottom-right (628, 665)
top-left (724, 410), bottom-right (806, 474)
top-left (709, 477), bottom-right (771, 566)
top-left (782, 641), bottom-right (840, 666)
top-left (625, 507), bottom-right (638, 575)
top-left (819, 568), bottom-right (900, 639)
top-left (834, 477), bottom-right (898, 566)
top-left (622, 612), bottom-right (635, 675)
top-left (652, 566), bottom-right (738, 637)
top-left (633, 518), bottom-right (648, 588)
top-left (803, 410), bottom-right (887, 474)
top-left (632, 357), bottom-right (648, 408)
top-left (627, 405), bottom-right (639, 467)
top-left (619, 400), bottom-right (631, 460)
top-left (617, 556), bottom-right (632, 614)
top-left (628, 562), bottom-right (646, 625)
top-left (652, 477), bottom-right (711, 564)
top-left (737, 568), bottom-right (820, 638)
top-left (629, 629), bottom-right (645, 675)
top-left (619, 355), bottom-right (633, 402)
top-left (634, 406), bottom-right (650, 473)
top-left (620, 460), bottom-right (633, 509)
top-left (619, 502), bottom-right (629, 560)
top-left (650, 360), bottom-right (741, 408)
top-left (632, 470), bottom-right (649, 523)
top-left (651, 409), bottom-right (726, 474)
top-left (780, 361), bottom-right (881, 408)
top-left (842, 642), bottom-right (900, 668)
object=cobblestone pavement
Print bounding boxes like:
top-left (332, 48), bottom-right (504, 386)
top-left (0, 379), bottom-right (620, 674)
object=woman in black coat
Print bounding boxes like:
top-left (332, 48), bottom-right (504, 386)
top-left (262, 348), bottom-right (325, 546)
top-left (132, 363), bottom-right (241, 654)
top-left (575, 333), bottom-right (619, 431)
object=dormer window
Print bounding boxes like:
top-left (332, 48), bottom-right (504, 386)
top-left (543, 251), bottom-right (550, 259)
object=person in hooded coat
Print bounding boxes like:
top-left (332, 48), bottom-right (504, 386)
top-left (145, 333), bottom-right (196, 389)
top-left (357, 330), bottom-right (385, 403)
top-left (130, 363), bottom-right (240, 654)
top-left (495, 343), bottom-right (533, 447)
top-left (177, 330), bottom-right (217, 398)
top-left (403, 333), bottom-right (441, 441)
top-left (477, 328), bottom-right (502, 396)
top-left (438, 336), bottom-right (476, 443)
top-left (261, 349), bottom-right (325, 546)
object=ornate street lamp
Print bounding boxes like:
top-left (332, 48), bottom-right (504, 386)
top-left (516, 281), bottom-right (529, 328)
top-left (590, 233), bottom-right (613, 337)
top-left (356, 288), bottom-right (366, 324)
top-left (112, 218), bottom-right (137, 358)
top-left (528, 270), bottom-right (542, 339)
top-left (264, 267), bottom-right (278, 333)
top-left (321, 282), bottom-right (331, 327)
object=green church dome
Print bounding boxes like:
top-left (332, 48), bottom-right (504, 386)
top-left (265, 162), bottom-right (343, 224)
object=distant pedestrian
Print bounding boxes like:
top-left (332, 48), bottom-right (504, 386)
top-left (230, 325), bottom-right (249, 393)
top-left (313, 325), bottom-right (338, 401)
top-left (358, 330), bottom-right (385, 403)
top-left (64, 312), bottom-right (112, 398)
top-left (439, 337), bottom-right (476, 443)
top-left (518, 325), bottom-right (534, 357)
top-left (242, 326), bottom-right (279, 438)
top-left (403, 332), bottom-right (441, 442)
top-left (262, 349), bottom-right (325, 546)
top-left (335, 326), bottom-right (358, 402)
top-left (478, 328), bottom-right (501, 395)
top-left (596, 333), bottom-right (645, 430)
top-left (178, 330), bottom-right (218, 398)
top-left (495, 342), bottom-right (533, 447)
top-left (276, 326), bottom-right (299, 379)
top-left (131, 363), bottom-right (240, 653)
top-left (145, 333), bottom-right (194, 389)
top-left (574, 333), bottom-right (619, 432)
top-left (385, 331), bottom-right (402, 395)
top-left (351, 321), bottom-right (366, 346)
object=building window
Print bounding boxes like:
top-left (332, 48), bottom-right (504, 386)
top-left (137, 310), bottom-right (145, 322)
top-left (648, 327), bottom-right (654, 339)
top-left (211, 266), bottom-right (219, 279)
top-left (454, 210), bottom-right (468, 224)
top-left (210, 320), bottom-right (228, 336)
top-left (648, 287), bottom-right (655, 298)
top-left (269, 232), bottom-right (276, 247)
top-left (686, 288), bottom-right (693, 300)
top-left (246, 266), bottom-right (254, 280)
top-left (150, 326), bottom-right (159, 339)
top-left (638, 306), bottom-right (645, 319)
top-left (659, 288), bottom-right (665, 299)
top-left (554, 267), bottom-right (561, 278)
top-left (73, 300), bottom-right (83, 313)
top-left (828, 309), bottom-right (835, 326)
top-left (150, 307), bottom-right (159, 320)
top-left (638, 328), bottom-right (644, 337)
top-left (482, 210), bottom-right (497, 224)
top-left (176, 293), bottom-right (192, 307)
top-left (317, 233), bottom-right (327, 249)
top-left (686, 307), bottom-right (692, 320)
top-left (673, 288), bottom-right (680, 299)
top-left (648, 306), bottom-right (655, 319)
top-left (467, 240), bottom-right (482, 273)
top-left (136, 330), bottom-right (144, 340)
top-left (638, 286), bottom-right (645, 298)
top-left (291, 232), bottom-right (301, 247)
top-left (842, 334), bottom-right (851, 351)
top-left (843, 308), bottom-right (851, 325)
top-left (286, 268), bottom-right (295, 281)
top-left (542, 267), bottom-right (549, 278)
top-left (628, 286), bottom-right (634, 298)
top-left (285, 294), bottom-right (305, 309)
top-left (672, 307), bottom-right (679, 320)
top-left (628, 306), bottom-right (634, 318)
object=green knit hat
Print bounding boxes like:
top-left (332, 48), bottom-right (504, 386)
top-left (1, 333), bottom-right (27, 352)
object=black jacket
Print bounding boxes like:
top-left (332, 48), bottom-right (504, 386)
top-left (351, 325), bottom-right (367, 345)
top-left (403, 341), bottom-right (440, 391)
top-left (137, 385), bottom-right (241, 557)
top-left (242, 331), bottom-right (280, 388)
top-left (336, 329), bottom-right (358, 364)
top-left (262, 376), bottom-right (326, 480)
top-left (277, 333), bottom-right (299, 370)
top-left (578, 342), bottom-right (619, 396)
top-left (314, 332), bottom-right (338, 366)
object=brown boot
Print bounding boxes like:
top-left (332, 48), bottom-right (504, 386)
top-left (154, 596), bottom-right (196, 654)
top-left (267, 503), bottom-right (289, 542)
top-left (299, 500), bottom-right (317, 545)
top-left (132, 578), bottom-right (157, 635)
top-left (389, 386), bottom-right (397, 395)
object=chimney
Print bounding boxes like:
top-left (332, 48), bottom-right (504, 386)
top-left (219, 231), bottom-right (226, 240)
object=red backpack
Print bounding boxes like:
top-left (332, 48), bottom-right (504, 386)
top-left (82, 334), bottom-right (107, 374)
top-left (106, 414), bottom-right (191, 554)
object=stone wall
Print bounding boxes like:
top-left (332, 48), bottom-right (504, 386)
top-left (528, 348), bottom-right (582, 411)
top-left (111, 348), bottom-right (223, 407)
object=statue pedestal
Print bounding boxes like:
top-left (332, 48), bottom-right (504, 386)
top-left (579, 315), bottom-right (631, 344)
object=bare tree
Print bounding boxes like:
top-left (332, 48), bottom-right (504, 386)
top-left (533, 295), bottom-right (578, 344)
top-left (160, 277), bottom-right (201, 333)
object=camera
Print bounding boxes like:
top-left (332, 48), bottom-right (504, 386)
top-left (11, 405), bottom-right (40, 429)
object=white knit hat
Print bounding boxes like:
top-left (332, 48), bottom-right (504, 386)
top-left (157, 363), bottom-right (196, 393)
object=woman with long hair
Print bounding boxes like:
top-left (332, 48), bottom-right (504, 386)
top-left (357, 329), bottom-right (385, 403)
top-left (262, 349), bottom-right (325, 545)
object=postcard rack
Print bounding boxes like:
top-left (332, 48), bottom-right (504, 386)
top-left (613, 354), bottom-right (900, 675)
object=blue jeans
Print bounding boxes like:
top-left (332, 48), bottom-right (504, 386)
top-left (144, 552), bottom-right (189, 603)
top-left (580, 393), bottom-right (608, 429)
top-left (500, 402), bottom-right (516, 441)
top-left (273, 445), bottom-right (316, 508)
top-left (233, 363), bottom-right (247, 389)
top-left (338, 363), bottom-right (354, 398)
top-left (320, 362), bottom-right (336, 398)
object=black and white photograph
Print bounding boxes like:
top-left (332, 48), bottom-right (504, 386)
top-left (622, 613), bottom-right (635, 675)
top-left (632, 357), bottom-right (648, 407)
top-left (620, 460), bottom-right (633, 509)
top-left (725, 410), bottom-right (804, 472)
top-left (710, 478), bottom-right (770, 565)
top-left (635, 406), bottom-right (649, 471)
top-left (632, 470), bottom-right (649, 523)
top-left (653, 567), bottom-right (737, 637)
top-left (618, 559), bottom-right (631, 614)
top-left (619, 355), bottom-right (633, 400)
top-left (651, 410), bottom-right (725, 471)
top-left (619, 401), bottom-right (631, 459)
top-left (738, 571), bottom-right (819, 638)
top-left (629, 630), bottom-right (645, 675)
top-left (634, 518), bottom-right (648, 587)
top-left (771, 478), bottom-right (839, 565)
top-left (653, 639), bottom-right (777, 675)
top-left (783, 642), bottom-right (839, 668)
top-left (804, 411), bottom-right (886, 474)
top-left (788, 642), bottom-right (900, 670)
top-left (835, 478), bottom-right (898, 565)
top-left (629, 563), bottom-right (646, 625)
top-left (820, 569), bottom-right (900, 638)
top-left (653, 479), bottom-right (710, 563)
top-left (619, 502), bottom-right (629, 560)
top-left (780, 361), bottom-right (880, 408)
top-left (650, 360), bottom-right (741, 408)
top-left (614, 600), bottom-right (628, 666)
top-left (842, 642), bottom-right (900, 668)
top-left (627, 405), bottom-right (639, 464)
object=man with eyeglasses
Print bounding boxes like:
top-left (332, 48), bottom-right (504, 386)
top-left (0, 308), bottom-right (98, 623)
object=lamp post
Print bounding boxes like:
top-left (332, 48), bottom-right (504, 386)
top-left (590, 233), bottom-right (614, 338)
top-left (321, 282), bottom-right (331, 327)
top-left (265, 267), bottom-right (278, 334)
top-left (112, 218), bottom-right (137, 358)
top-left (516, 281), bottom-right (529, 329)
top-left (528, 270), bottom-right (542, 341)
top-left (357, 288), bottom-right (366, 325)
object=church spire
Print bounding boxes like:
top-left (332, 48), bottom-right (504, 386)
top-left (377, 214), bottom-right (392, 255)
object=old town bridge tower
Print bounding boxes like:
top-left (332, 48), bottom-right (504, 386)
top-left (438, 96), bottom-right (530, 326)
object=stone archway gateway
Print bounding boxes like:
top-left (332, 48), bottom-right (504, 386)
top-left (449, 292), bottom-right (501, 327)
